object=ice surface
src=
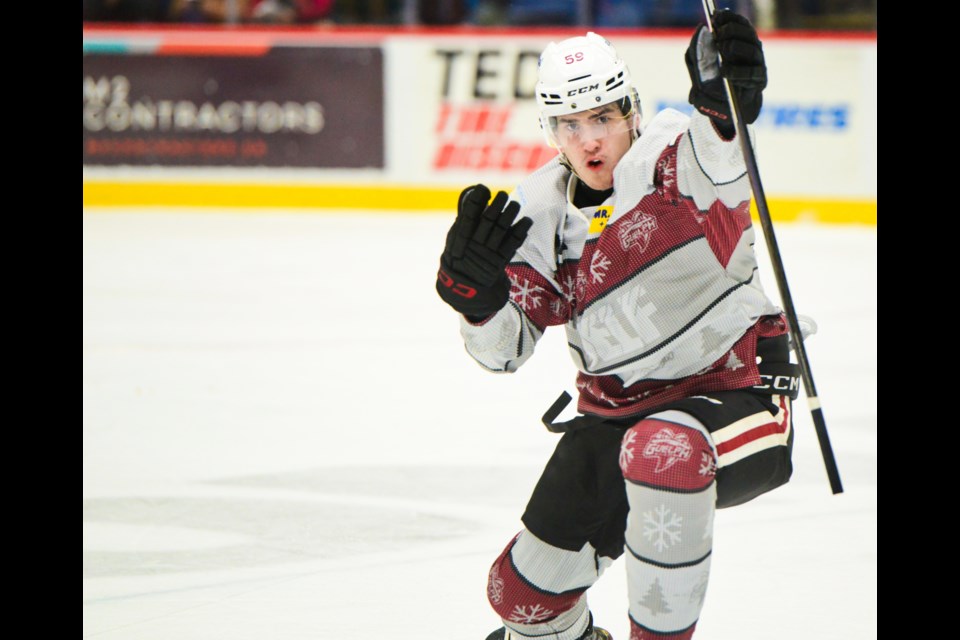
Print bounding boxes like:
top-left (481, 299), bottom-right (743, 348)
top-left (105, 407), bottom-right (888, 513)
top-left (83, 209), bottom-right (877, 639)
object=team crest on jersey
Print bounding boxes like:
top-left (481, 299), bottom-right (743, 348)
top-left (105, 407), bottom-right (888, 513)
top-left (643, 427), bottom-right (693, 473)
top-left (618, 210), bottom-right (658, 252)
top-left (589, 206), bottom-right (612, 234)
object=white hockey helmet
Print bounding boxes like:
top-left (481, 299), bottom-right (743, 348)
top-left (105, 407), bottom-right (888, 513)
top-left (535, 32), bottom-right (642, 148)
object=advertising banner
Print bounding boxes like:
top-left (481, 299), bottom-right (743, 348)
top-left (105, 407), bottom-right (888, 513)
top-left (387, 38), bottom-right (553, 186)
top-left (83, 47), bottom-right (384, 168)
top-left (386, 35), bottom-right (876, 200)
top-left (82, 27), bottom-right (875, 221)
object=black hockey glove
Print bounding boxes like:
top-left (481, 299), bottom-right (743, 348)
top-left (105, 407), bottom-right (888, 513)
top-left (685, 9), bottom-right (767, 129)
top-left (436, 184), bottom-right (532, 319)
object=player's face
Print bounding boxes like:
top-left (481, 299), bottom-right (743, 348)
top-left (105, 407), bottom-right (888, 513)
top-left (554, 104), bottom-right (633, 191)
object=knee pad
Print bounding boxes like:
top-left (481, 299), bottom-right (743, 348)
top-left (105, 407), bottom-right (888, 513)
top-left (486, 531), bottom-right (588, 627)
top-left (619, 412), bottom-right (716, 492)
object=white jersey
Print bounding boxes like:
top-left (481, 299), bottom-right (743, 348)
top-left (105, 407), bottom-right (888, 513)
top-left (459, 109), bottom-right (785, 417)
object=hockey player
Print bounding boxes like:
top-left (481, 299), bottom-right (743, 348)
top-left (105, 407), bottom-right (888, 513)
top-left (435, 11), bottom-right (800, 640)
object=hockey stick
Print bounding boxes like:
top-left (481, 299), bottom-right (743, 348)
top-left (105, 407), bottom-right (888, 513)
top-left (700, 0), bottom-right (844, 494)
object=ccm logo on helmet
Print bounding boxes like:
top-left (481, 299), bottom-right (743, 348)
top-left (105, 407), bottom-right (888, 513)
top-left (568, 84), bottom-right (599, 97)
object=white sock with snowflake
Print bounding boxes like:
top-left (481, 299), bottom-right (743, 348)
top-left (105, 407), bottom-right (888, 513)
top-left (619, 410), bottom-right (717, 639)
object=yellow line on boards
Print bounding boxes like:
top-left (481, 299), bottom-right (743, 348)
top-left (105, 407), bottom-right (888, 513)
top-left (83, 181), bottom-right (877, 225)
top-left (748, 197), bottom-right (876, 226)
top-left (82, 182), bottom-right (467, 211)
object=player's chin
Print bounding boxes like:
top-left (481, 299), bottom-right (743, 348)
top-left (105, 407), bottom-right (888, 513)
top-left (579, 168), bottom-right (613, 191)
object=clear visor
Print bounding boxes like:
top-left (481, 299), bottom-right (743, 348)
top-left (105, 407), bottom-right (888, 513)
top-left (544, 106), bottom-right (635, 148)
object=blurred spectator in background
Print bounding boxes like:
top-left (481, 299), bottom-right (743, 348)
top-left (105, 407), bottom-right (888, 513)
top-left (469, 0), bottom-right (505, 25)
top-left (167, 0), bottom-right (250, 22)
top-left (84, 0), bottom-right (172, 21)
top-left (84, 0), bottom-right (875, 29)
top-left (776, 0), bottom-right (876, 29)
top-left (592, 0), bottom-right (646, 26)
top-left (247, 0), bottom-right (334, 23)
top-left (595, 0), bottom-right (706, 27)
top-left (333, 0), bottom-right (402, 23)
top-left (417, 0), bottom-right (469, 24)
top-left (502, 0), bottom-right (582, 25)
top-left (467, 0), bottom-right (747, 28)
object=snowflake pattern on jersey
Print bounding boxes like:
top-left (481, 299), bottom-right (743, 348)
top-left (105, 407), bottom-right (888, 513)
top-left (590, 250), bottom-right (612, 284)
top-left (643, 504), bottom-right (683, 552)
top-left (559, 273), bottom-right (576, 303)
top-left (509, 603), bottom-right (555, 624)
top-left (509, 274), bottom-right (546, 312)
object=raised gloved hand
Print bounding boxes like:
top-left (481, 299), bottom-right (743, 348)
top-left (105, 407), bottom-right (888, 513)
top-left (436, 184), bottom-right (532, 319)
top-left (685, 9), bottom-right (767, 128)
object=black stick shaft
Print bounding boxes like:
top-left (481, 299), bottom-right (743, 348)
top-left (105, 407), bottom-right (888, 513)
top-left (700, 1), bottom-right (843, 494)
